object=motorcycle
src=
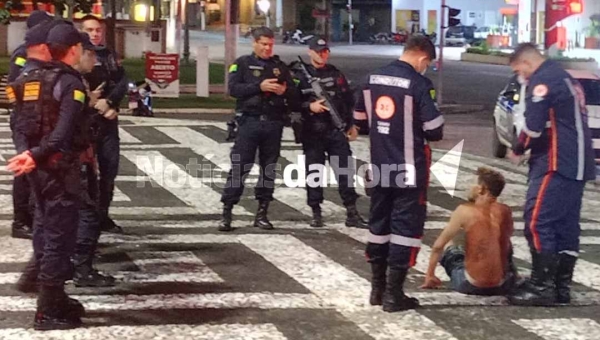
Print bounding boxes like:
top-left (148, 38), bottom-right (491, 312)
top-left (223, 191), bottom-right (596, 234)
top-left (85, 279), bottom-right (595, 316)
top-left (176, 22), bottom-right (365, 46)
top-left (128, 81), bottom-right (154, 117)
top-left (283, 29), bottom-right (314, 44)
top-left (369, 32), bottom-right (390, 44)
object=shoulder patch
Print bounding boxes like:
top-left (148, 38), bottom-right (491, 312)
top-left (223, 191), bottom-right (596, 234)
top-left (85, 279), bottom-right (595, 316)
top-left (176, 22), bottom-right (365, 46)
top-left (15, 57), bottom-right (26, 67)
top-left (430, 89), bottom-right (436, 100)
top-left (229, 64), bottom-right (238, 73)
top-left (533, 84), bottom-right (548, 97)
top-left (73, 89), bottom-right (86, 103)
top-left (23, 82), bottom-right (41, 101)
top-left (5, 86), bottom-right (16, 103)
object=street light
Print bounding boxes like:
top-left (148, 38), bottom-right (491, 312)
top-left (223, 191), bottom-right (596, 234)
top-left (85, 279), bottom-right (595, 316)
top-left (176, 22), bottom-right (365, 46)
top-left (257, 0), bottom-right (270, 28)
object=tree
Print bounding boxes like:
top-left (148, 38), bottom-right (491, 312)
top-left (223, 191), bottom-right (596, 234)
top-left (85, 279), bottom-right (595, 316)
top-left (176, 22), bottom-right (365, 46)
top-left (0, 0), bottom-right (25, 24)
top-left (0, 0), bottom-right (94, 24)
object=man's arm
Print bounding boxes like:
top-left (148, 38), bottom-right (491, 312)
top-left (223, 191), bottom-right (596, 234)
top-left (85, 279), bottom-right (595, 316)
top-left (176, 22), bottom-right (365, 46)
top-left (228, 57), bottom-right (261, 98)
top-left (353, 81), bottom-right (370, 135)
top-left (512, 80), bottom-right (551, 155)
top-left (8, 48), bottom-right (27, 83)
top-left (421, 205), bottom-right (466, 288)
top-left (29, 76), bottom-right (85, 163)
top-left (418, 78), bottom-right (444, 142)
top-left (337, 71), bottom-right (356, 130)
top-left (106, 63), bottom-right (128, 107)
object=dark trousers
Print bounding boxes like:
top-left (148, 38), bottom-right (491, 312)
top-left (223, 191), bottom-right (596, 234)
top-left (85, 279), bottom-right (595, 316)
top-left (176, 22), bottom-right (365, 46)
top-left (74, 162), bottom-right (101, 268)
top-left (221, 117), bottom-right (284, 205)
top-left (365, 185), bottom-right (427, 270)
top-left (96, 118), bottom-right (120, 221)
top-left (524, 171), bottom-right (585, 254)
top-left (29, 165), bottom-right (80, 287)
top-left (302, 129), bottom-right (359, 207)
top-left (12, 174), bottom-right (32, 225)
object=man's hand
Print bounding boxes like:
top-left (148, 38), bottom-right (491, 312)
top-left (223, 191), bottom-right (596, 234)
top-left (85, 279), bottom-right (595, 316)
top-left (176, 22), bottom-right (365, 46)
top-left (88, 90), bottom-right (102, 108)
top-left (507, 149), bottom-right (525, 166)
top-left (420, 275), bottom-right (443, 289)
top-left (347, 125), bottom-right (359, 141)
top-left (260, 78), bottom-right (281, 93)
top-left (7, 151), bottom-right (36, 176)
top-left (102, 108), bottom-right (118, 120)
top-left (309, 99), bottom-right (329, 114)
top-left (273, 82), bottom-right (287, 96)
top-left (94, 98), bottom-right (111, 113)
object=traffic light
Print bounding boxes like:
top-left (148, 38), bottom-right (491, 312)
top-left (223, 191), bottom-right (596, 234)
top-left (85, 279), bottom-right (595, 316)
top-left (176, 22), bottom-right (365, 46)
top-left (443, 5), bottom-right (461, 28)
top-left (568, 0), bottom-right (583, 14)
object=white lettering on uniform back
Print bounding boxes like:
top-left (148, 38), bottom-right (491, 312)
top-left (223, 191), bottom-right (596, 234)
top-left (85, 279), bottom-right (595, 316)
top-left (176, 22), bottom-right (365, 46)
top-left (369, 75), bottom-right (411, 89)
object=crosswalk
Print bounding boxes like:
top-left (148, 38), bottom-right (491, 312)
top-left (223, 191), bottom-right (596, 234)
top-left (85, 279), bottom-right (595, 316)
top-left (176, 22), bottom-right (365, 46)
top-left (0, 116), bottom-right (599, 339)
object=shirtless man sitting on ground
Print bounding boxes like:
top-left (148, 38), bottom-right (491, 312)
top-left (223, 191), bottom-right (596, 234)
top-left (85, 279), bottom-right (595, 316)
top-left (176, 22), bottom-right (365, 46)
top-left (420, 167), bottom-right (517, 295)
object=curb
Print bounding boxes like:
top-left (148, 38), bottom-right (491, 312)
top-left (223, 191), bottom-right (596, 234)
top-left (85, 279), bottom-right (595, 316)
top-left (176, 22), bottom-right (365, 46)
top-left (439, 104), bottom-right (486, 114)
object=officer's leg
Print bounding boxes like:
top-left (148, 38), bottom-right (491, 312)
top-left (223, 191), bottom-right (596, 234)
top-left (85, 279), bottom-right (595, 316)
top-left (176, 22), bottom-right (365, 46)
top-left (11, 175), bottom-right (33, 239)
top-left (253, 120), bottom-right (284, 230)
top-left (327, 132), bottom-right (366, 228)
top-left (509, 173), bottom-right (560, 306)
top-left (97, 118), bottom-right (121, 233)
top-left (554, 177), bottom-right (585, 304)
top-left (384, 187), bottom-right (424, 312)
top-left (303, 137), bottom-right (326, 228)
top-left (35, 167), bottom-right (83, 330)
top-left (16, 178), bottom-right (43, 293)
top-left (219, 119), bottom-right (260, 231)
top-left (73, 162), bottom-right (115, 287)
top-left (365, 185), bottom-right (392, 306)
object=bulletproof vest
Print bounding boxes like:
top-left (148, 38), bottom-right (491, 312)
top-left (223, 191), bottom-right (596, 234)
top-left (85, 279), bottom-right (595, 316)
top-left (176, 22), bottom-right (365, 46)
top-left (10, 64), bottom-right (81, 148)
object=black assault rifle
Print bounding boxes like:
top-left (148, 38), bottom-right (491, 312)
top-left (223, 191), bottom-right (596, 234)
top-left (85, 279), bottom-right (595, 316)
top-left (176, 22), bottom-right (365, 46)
top-left (296, 56), bottom-right (346, 132)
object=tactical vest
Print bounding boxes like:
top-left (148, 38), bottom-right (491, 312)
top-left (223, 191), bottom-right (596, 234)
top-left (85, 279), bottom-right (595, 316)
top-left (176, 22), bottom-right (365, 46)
top-left (10, 64), bottom-right (83, 150)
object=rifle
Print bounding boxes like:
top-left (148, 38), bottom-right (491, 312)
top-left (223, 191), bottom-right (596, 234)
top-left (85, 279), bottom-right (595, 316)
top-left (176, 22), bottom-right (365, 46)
top-left (296, 56), bottom-right (346, 132)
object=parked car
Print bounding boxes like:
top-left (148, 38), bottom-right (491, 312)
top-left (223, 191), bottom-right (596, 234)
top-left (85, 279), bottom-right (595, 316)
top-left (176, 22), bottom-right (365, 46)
top-left (474, 26), bottom-right (491, 40)
top-left (492, 69), bottom-right (600, 159)
top-left (445, 25), bottom-right (476, 46)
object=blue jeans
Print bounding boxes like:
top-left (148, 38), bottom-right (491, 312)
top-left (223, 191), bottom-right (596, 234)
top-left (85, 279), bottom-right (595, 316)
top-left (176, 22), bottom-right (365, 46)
top-left (441, 246), bottom-right (515, 296)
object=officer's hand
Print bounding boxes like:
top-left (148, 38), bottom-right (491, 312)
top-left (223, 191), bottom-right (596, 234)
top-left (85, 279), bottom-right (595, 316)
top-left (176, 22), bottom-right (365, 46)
top-left (7, 151), bottom-right (36, 177)
top-left (102, 108), bottom-right (118, 120)
top-left (420, 275), bottom-right (442, 289)
top-left (507, 150), bottom-right (524, 166)
top-left (309, 99), bottom-right (329, 114)
top-left (88, 90), bottom-right (102, 108)
top-left (346, 125), bottom-right (359, 141)
top-left (95, 99), bottom-right (111, 113)
top-left (260, 78), bottom-right (280, 93)
top-left (274, 82), bottom-right (287, 96)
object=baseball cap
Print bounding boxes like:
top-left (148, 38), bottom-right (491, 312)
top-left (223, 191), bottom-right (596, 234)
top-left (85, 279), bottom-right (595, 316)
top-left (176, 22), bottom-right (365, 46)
top-left (79, 32), bottom-right (97, 51)
top-left (26, 10), bottom-right (53, 29)
top-left (309, 37), bottom-right (329, 52)
top-left (47, 23), bottom-right (84, 47)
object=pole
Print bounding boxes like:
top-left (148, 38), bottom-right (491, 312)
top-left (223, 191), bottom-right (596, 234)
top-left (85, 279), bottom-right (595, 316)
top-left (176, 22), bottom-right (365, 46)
top-left (224, 0), bottom-right (238, 97)
top-left (531, 0), bottom-right (538, 45)
top-left (438, 0), bottom-right (445, 106)
top-left (183, 0), bottom-right (190, 63)
top-left (266, 13), bottom-right (270, 28)
top-left (348, 0), bottom-right (353, 45)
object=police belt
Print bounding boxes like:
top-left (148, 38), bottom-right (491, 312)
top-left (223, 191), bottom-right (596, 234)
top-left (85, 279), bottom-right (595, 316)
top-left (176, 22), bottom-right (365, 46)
top-left (242, 112), bottom-right (283, 122)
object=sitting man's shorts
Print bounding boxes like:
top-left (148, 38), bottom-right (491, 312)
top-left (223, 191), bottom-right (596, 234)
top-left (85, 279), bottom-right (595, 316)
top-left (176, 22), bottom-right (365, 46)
top-left (440, 245), bottom-right (515, 296)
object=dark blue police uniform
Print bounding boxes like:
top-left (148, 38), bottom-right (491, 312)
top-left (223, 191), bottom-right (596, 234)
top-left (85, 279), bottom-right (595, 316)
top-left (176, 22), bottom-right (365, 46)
top-left (354, 60), bottom-right (444, 311)
top-left (509, 59), bottom-right (596, 306)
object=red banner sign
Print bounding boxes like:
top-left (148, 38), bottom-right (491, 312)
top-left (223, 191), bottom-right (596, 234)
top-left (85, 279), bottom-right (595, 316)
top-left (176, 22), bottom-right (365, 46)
top-left (145, 53), bottom-right (180, 98)
top-left (545, 0), bottom-right (583, 50)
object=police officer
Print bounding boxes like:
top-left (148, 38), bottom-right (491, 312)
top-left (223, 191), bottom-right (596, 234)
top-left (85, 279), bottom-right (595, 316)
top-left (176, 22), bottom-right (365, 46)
top-left (507, 43), bottom-right (596, 306)
top-left (288, 37), bottom-right (367, 229)
top-left (80, 14), bottom-right (128, 234)
top-left (7, 22), bottom-right (88, 330)
top-left (218, 26), bottom-right (299, 232)
top-left (8, 10), bottom-right (53, 240)
top-left (353, 36), bottom-right (443, 312)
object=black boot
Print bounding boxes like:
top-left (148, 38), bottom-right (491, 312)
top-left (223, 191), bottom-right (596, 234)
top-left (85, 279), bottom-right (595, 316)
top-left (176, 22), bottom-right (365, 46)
top-left (369, 261), bottom-right (387, 306)
top-left (218, 204), bottom-right (234, 232)
top-left (508, 252), bottom-right (558, 306)
top-left (310, 205), bottom-right (323, 228)
top-left (34, 286), bottom-right (83, 331)
top-left (16, 256), bottom-right (39, 293)
top-left (345, 204), bottom-right (368, 229)
top-left (555, 253), bottom-right (577, 304)
top-left (382, 268), bottom-right (419, 312)
top-left (73, 262), bottom-right (116, 288)
top-left (11, 220), bottom-right (32, 240)
top-left (254, 201), bottom-right (274, 230)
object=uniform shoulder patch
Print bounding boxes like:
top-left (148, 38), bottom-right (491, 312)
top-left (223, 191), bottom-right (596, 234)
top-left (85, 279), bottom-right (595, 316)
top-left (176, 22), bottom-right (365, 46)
top-left (5, 86), bottom-right (16, 103)
top-left (533, 84), bottom-right (548, 97)
top-left (15, 57), bottom-right (26, 67)
top-left (229, 64), bottom-right (238, 73)
top-left (73, 89), bottom-right (86, 103)
top-left (23, 82), bottom-right (40, 101)
top-left (430, 89), bottom-right (436, 100)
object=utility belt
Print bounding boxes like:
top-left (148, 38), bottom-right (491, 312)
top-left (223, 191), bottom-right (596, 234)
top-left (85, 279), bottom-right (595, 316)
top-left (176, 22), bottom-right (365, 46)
top-left (242, 112), bottom-right (285, 122)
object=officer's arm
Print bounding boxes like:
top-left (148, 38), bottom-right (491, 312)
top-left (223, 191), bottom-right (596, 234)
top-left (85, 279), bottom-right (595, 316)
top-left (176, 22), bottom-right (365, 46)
top-left (106, 62), bottom-right (128, 107)
top-left (29, 77), bottom-right (85, 163)
top-left (353, 83), bottom-right (370, 135)
top-left (512, 81), bottom-right (551, 155)
top-left (338, 71), bottom-right (355, 129)
top-left (282, 64), bottom-right (302, 112)
top-left (8, 53), bottom-right (26, 83)
top-left (418, 79), bottom-right (444, 142)
top-left (228, 58), bottom-right (261, 98)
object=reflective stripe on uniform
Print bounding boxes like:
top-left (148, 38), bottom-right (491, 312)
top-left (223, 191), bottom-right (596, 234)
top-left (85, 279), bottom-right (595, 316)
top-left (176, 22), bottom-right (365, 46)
top-left (423, 115), bottom-right (444, 131)
top-left (390, 235), bottom-right (422, 248)
top-left (404, 95), bottom-right (415, 169)
top-left (368, 233), bottom-right (391, 244)
top-left (353, 110), bottom-right (367, 120)
top-left (363, 89), bottom-right (373, 127)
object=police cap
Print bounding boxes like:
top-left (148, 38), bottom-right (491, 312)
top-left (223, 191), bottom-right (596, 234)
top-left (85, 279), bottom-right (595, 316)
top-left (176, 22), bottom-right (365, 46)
top-left (26, 10), bottom-right (53, 29)
top-left (309, 37), bottom-right (329, 52)
top-left (25, 19), bottom-right (73, 48)
top-left (47, 23), bottom-right (84, 47)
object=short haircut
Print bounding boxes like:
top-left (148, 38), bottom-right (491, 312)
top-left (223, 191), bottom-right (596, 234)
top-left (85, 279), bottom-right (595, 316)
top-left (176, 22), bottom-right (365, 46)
top-left (81, 14), bottom-right (103, 24)
top-left (509, 43), bottom-right (542, 64)
top-left (476, 167), bottom-right (505, 198)
top-left (252, 27), bottom-right (274, 41)
top-left (404, 35), bottom-right (436, 61)
top-left (49, 43), bottom-right (72, 61)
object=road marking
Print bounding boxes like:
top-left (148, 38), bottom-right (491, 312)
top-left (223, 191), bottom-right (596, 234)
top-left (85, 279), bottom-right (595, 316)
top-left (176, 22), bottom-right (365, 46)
top-left (118, 127), bottom-right (142, 144)
top-left (512, 318), bottom-right (600, 340)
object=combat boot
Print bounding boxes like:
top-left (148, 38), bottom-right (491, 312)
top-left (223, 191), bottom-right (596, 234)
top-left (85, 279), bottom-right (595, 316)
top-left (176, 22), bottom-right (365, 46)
top-left (100, 216), bottom-right (123, 234)
top-left (218, 204), bottom-right (234, 232)
top-left (16, 256), bottom-right (39, 293)
top-left (345, 204), bottom-right (368, 229)
top-left (369, 261), bottom-right (387, 306)
top-left (508, 252), bottom-right (558, 306)
top-left (34, 286), bottom-right (83, 331)
top-left (382, 268), bottom-right (419, 312)
top-left (11, 220), bottom-right (32, 240)
top-left (310, 205), bottom-right (324, 228)
top-left (73, 263), bottom-right (116, 288)
top-left (555, 253), bottom-right (577, 304)
top-left (254, 201), bottom-right (274, 230)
